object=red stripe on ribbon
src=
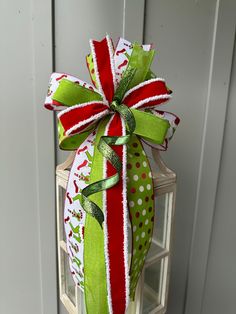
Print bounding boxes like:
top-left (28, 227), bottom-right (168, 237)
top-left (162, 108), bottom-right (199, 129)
top-left (59, 102), bottom-right (109, 135)
top-left (91, 37), bottom-right (115, 103)
top-left (44, 102), bottom-right (65, 111)
top-left (123, 79), bottom-right (171, 109)
top-left (52, 100), bottom-right (63, 107)
top-left (105, 114), bottom-right (127, 314)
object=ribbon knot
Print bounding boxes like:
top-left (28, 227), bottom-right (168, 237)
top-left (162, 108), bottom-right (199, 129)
top-left (110, 100), bottom-right (120, 111)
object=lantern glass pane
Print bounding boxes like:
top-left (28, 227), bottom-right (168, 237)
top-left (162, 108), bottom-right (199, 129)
top-left (143, 257), bottom-right (166, 313)
top-left (147, 240), bottom-right (165, 260)
top-left (152, 192), bottom-right (173, 249)
top-left (59, 186), bottom-right (67, 242)
top-left (63, 249), bottom-right (76, 305)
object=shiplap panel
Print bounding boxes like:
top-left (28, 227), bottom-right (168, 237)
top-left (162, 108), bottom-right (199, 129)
top-left (0, 0), bottom-right (56, 313)
top-left (184, 1), bottom-right (236, 313)
top-left (201, 36), bottom-right (236, 314)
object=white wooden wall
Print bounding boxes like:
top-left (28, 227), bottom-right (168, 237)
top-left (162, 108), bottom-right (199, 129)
top-left (2, 1), bottom-right (235, 314)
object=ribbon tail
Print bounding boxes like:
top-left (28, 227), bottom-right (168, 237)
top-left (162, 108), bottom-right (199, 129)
top-left (104, 114), bottom-right (129, 314)
top-left (127, 135), bottom-right (155, 299)
top-left (63, 132), bottom-right (97, 290)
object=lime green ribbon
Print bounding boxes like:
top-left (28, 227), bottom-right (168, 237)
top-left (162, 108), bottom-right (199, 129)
top-left (83, 118), bottom-right (110, 314)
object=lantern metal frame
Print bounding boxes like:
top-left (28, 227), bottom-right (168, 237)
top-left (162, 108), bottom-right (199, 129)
top-left (56, 148), bottom-right (176, 314)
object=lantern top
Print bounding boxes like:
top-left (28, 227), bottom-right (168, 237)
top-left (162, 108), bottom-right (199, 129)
top-left (150, 148), bottom-right (176, 188)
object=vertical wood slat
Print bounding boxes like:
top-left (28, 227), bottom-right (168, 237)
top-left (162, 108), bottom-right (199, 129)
top-left (122, 0), bottom-right (146, 42)
top-left (31, 0), bottom-right (57, 313)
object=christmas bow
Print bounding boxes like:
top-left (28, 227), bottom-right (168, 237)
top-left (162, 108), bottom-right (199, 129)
top-left (45, 36), bottom-right (179, 314)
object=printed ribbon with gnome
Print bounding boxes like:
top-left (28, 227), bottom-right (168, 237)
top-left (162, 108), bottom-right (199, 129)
top-left (44, 36), bottom-right (179, 314)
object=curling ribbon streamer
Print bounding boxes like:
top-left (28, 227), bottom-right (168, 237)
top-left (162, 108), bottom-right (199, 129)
top-left (44, 35), bottom-right (179, 314)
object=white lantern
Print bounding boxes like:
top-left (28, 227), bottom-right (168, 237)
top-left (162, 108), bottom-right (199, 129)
top-left (56, 148), bottom-right (176, 314)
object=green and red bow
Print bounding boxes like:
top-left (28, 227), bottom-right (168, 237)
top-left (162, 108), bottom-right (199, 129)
top-left (45, 35), bottom-right (179, 314)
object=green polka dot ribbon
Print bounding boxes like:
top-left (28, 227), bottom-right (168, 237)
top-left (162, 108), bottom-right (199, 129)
top-left (127, 135), bottom-right (155, 299)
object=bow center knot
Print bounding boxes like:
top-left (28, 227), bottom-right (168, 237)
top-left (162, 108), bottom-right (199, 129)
top-left (109, 99), bottom-right (136, 134)
top-left (110, 99), bottom-right (121, 112)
